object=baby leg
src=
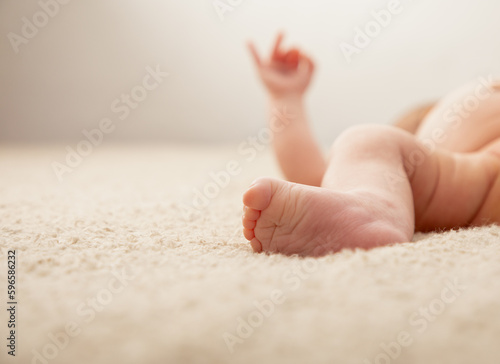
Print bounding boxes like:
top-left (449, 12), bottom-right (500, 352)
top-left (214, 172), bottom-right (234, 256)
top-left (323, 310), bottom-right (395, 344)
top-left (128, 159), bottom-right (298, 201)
top-left (415, 78), bottom-right (500, 152)
top-left (242, 124), bottom-right (498, 256)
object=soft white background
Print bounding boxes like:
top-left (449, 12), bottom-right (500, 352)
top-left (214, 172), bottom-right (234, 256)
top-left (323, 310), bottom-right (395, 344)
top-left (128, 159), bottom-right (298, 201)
top-left (1, 0), bottom-right (499, 146)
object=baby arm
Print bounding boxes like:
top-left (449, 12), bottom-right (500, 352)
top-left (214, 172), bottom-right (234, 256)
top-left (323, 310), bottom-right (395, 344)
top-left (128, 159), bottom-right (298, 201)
top-left (248, 33), bottom-right (326, 186)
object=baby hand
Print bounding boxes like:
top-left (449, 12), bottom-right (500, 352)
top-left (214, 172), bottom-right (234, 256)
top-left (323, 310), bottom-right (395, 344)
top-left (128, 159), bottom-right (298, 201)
top-left (248, 33), bottom-right (315, 99)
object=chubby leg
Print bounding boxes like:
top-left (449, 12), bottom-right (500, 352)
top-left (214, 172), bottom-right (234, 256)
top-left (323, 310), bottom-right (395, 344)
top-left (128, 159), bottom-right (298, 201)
top-left (242, 124), bottom-right (499, 256)
top-left (415, 78), bottom-right (500, 152)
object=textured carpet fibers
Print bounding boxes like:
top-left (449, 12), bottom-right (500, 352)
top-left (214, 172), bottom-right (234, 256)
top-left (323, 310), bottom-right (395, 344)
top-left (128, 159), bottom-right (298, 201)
top-left (1, 144), bottom-right (499, 364)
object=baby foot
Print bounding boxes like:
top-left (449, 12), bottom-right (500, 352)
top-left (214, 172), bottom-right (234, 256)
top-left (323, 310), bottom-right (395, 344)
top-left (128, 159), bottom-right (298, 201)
top-left (242, 178), bottom-right (411, 256)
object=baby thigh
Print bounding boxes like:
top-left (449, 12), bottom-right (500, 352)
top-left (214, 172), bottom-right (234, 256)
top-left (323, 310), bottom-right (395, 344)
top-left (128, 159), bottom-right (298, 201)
top-left (415, 80), bottom-right (500, 153)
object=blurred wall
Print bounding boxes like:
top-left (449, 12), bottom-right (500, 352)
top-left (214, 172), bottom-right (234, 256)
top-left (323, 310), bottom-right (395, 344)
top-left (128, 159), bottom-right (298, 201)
top-left (1, 0), bottom-right (499, 145)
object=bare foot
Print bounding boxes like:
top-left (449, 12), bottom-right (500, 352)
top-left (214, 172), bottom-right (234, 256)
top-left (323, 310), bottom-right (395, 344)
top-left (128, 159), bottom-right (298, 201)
top-left (242, 178), bottom-right (411, 256)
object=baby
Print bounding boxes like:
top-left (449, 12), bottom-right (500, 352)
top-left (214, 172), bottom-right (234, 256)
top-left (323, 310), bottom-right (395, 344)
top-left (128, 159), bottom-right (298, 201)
top-left (242, 33), bottom-right (500, 256)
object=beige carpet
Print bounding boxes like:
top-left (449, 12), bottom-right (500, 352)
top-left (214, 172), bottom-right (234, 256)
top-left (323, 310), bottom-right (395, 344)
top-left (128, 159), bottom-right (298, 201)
top-left (1, 144), bottom-right (500, 364)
